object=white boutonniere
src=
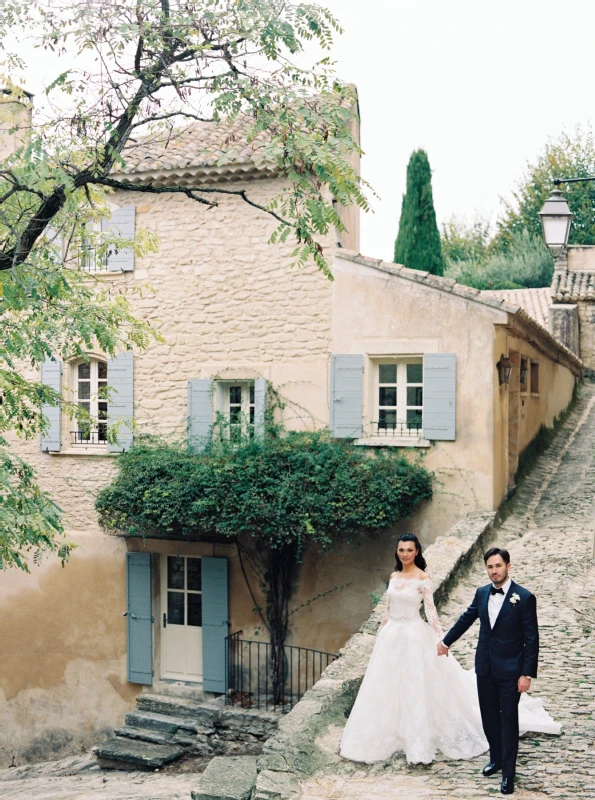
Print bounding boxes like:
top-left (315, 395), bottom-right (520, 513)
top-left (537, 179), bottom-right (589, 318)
top-left (510, 592), bottom-right (521, 605)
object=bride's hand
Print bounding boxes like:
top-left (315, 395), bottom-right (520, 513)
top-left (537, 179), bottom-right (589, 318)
top-left (437, 642), bottom-right (449, 657)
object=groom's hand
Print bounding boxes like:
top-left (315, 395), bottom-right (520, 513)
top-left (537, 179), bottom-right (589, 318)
top-left (437, 642), bottom-right (449, 657)
top-left (518, 676), bottom-right (531, 693)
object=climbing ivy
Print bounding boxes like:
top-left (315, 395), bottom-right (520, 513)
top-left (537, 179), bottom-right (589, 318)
top-left (96, 426), bottom-right (432, 701)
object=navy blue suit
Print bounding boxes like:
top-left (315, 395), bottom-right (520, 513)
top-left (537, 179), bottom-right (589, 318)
top-left (443, 581), bottom-right (539, 778)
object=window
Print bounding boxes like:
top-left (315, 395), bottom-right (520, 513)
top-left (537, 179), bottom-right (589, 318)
top-left (530, 361), bottom-right (540, 395)
top-left (375, 358), bottom-right (423, 438)
top-left (520, 357), bottom-right (528, 393)
top-left (225, 382), bottom-right (255, 442)
top-left (79, 223), bottom-right (109, 273)
top-left (72, 359), bottom-right (108, 445)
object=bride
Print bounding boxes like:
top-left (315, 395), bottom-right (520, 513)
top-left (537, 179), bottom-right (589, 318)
top-left (340, 532), bottom-right (560, 765)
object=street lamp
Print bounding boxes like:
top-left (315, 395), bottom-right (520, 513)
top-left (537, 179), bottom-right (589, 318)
top-left (538, 187), bottom-right (573, 252)
top-left (496, 355), bottom-right (513, 386)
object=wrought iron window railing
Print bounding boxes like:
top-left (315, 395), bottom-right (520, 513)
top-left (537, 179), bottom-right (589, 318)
top-left (371, 420), bottom-right (423, 438)
top-left (225, 631), bottom-right (338, 713)
top-left (71, 430), bottom-right (108, 445)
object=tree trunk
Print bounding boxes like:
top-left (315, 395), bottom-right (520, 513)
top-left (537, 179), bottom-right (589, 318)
top-left (266, 544), bottom-right (298, 706)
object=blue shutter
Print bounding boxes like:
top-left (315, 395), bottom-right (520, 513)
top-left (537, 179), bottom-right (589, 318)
top-left (126, 552), bottom-right (153, 685)
top-left (330, 355), bottom-right (363, 438)
top-left (201, 557), bottom-right (228, 693)
top-left (188, 379), bottom-right (213, 452)
top-left (254, 378), bottom-right (267, 439)
top-left (108, 352), bottom-right (134, 452)
top-left (40, 359), bottom-right (62, 452)
top-left (423, 353), bottom-right (456, 441)
top-left (102, 206), bottom-right (135, 272)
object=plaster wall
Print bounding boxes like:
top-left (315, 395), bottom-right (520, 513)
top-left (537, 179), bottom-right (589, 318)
top-left (493, 327), bottom-right (577, 496)
top-left (332, 254), bottom-right (505, 541)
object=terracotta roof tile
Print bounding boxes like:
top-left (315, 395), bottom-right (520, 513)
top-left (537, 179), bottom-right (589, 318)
top-left (115, 117), bottom-right (277, 182)
top-left (551, 270), bottom-right (595, 302)
top-left (481, 288), bottom-right (552, 329)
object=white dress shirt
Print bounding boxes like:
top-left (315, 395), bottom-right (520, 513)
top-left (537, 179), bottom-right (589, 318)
top-left (488, 576), bottom-right (511, 628)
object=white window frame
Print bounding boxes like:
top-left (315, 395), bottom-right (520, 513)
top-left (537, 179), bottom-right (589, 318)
top-left (71, 357), bottom-right (108, 447)
top-left (357, 356), bottom-right (430, 448)
top-left (217, 381), bottom-right (255, 441)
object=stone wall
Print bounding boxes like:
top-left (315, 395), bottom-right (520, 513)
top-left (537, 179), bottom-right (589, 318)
top-left (251, 511), bottom-right (496, 799)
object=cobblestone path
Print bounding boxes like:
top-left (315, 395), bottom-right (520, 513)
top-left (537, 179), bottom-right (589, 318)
top-left (1, 386), bottom-right (594, 800)
top-left (301, 383), bottom-right (595, 800)
top-left (0, 753), bottom-right (201, 799)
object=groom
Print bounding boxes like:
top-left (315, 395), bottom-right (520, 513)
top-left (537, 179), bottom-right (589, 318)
top-left (437, 547), bottom-right (539, 796)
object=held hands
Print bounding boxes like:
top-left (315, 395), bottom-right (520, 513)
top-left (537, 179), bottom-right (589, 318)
top-left (518, 676), bottom-right (531, 693)
top-left (437, 641), bottom-right (449, 657)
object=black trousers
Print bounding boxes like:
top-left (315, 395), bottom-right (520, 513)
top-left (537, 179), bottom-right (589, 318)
top-left (476, 673), bottom-right (520, 779)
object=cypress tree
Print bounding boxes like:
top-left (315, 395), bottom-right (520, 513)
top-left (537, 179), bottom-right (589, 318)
top-left (394, 149), bottom-right (445, 276)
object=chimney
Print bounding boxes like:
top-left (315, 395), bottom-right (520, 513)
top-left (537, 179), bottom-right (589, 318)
top-left (0, 86), bottom-right (33, 161)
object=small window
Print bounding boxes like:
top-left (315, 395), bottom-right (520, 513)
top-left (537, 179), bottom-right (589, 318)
top-left (224, 382), bottom-right (255, 441)
top-left (79, 222), bottom-right (109, 273)
top-left (376, 358), bottom-right (423, 438)
top-left (72, 358), bottom-right (108, 445)
top-left (520, 357), bottom-right (528, 392)
top-left (530, 361), bottom-right (539, 395)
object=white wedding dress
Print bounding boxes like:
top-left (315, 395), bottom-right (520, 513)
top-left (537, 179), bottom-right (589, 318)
top-left (340, 574), bottom-right (561, 764)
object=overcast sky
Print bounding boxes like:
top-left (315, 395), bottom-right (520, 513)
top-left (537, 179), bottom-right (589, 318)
top-left (8, 0), bottom-right (595, 260)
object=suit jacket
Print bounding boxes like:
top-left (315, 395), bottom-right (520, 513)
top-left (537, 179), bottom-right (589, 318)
top-left (442, 580), bottom-right (539, 681)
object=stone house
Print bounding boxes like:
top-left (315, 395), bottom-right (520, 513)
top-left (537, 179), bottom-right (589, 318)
top-left (0, 100), bottom-right (583, 765)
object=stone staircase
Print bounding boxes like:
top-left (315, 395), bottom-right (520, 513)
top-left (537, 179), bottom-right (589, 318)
top-left (95, 693), bottom-right (218, 770)
top-left (95, 692), bottom-right (279, 770)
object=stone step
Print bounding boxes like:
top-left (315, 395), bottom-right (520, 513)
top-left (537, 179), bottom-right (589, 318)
top-left (95, 737), bottom-right (185, 771)
top-left (115, 725), bottom-right (172, 746)
top-left (137, 692), bottom-right (212, 719)
top-left (191, 755), bottom-right (258, 800)
top-left (125, 710), bottom-right (200, 734)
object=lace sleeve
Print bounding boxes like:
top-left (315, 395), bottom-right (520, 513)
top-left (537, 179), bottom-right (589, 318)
top-left (421, 578), bottom-right (444, 639)
top-left (380, 593), bottom-right (390, 626)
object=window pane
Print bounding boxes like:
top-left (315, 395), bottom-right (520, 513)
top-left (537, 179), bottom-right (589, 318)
top-left (250, 384), bottom-right (255, 404)
top-left (98, 423), bottom-right (107, 443)
top-left (78, 382), bottom-right (91, 400)
top-left (407, 363), bottom-right (423, 383)
top-left (229, 386), bottom-right (242, 404)
top-left (98, 403), bottom-right (108, 421)
top-left (229, 406), bottom-right (242, 424)
top-left (98, 383), bottom-right (108, 401)
top-left (407, 387), bottom-right (423, 406)
top-left (168, 556), bottom-right (185, 590)
top-left (379, 409), bottom-right (397, 429)
top-left (78, 362), bottom-right (90, 380)
top-left (407, 409), bottom-right (423, 429)
top-left (188, 594), bottom-right (202, 627)
top-left (250, 407), bottom-right (255, 425)
top-left (98, 361), bottom-right (108, 380)
top-left (230, 425), bottom-right (242, 443)
top-left (168, 592), bottom-right (184, 625)
top-left (379, 387), bottom-right (397, 407)
top-left (379, 364), bottom-right (396, 384)
top-left (187, 558), bottom-right (202, 591)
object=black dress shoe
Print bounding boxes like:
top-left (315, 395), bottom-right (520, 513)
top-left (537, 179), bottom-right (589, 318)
top-left (482, 762), bottom-right (503, 776)
top-left (501, 776), bottom-right (514, 795)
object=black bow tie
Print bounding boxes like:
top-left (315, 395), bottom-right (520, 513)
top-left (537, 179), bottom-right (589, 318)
top-left (490, 586), bottom-right (504, 596)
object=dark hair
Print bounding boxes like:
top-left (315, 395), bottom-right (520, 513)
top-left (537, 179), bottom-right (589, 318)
top-left (395, 532), bottom-right (427, 571)
top-left (483, 547), bottom-right (510, 565)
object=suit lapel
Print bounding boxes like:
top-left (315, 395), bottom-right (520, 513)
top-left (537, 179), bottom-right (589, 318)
top-left (481, 584), bottom-right (491, 626)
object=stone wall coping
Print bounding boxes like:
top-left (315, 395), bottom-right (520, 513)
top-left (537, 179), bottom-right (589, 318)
top-left (252, 510), bottom-right (496, 797)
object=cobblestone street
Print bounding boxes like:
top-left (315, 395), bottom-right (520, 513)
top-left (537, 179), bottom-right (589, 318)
top-left (1, 386), bottom-right (594, 800)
